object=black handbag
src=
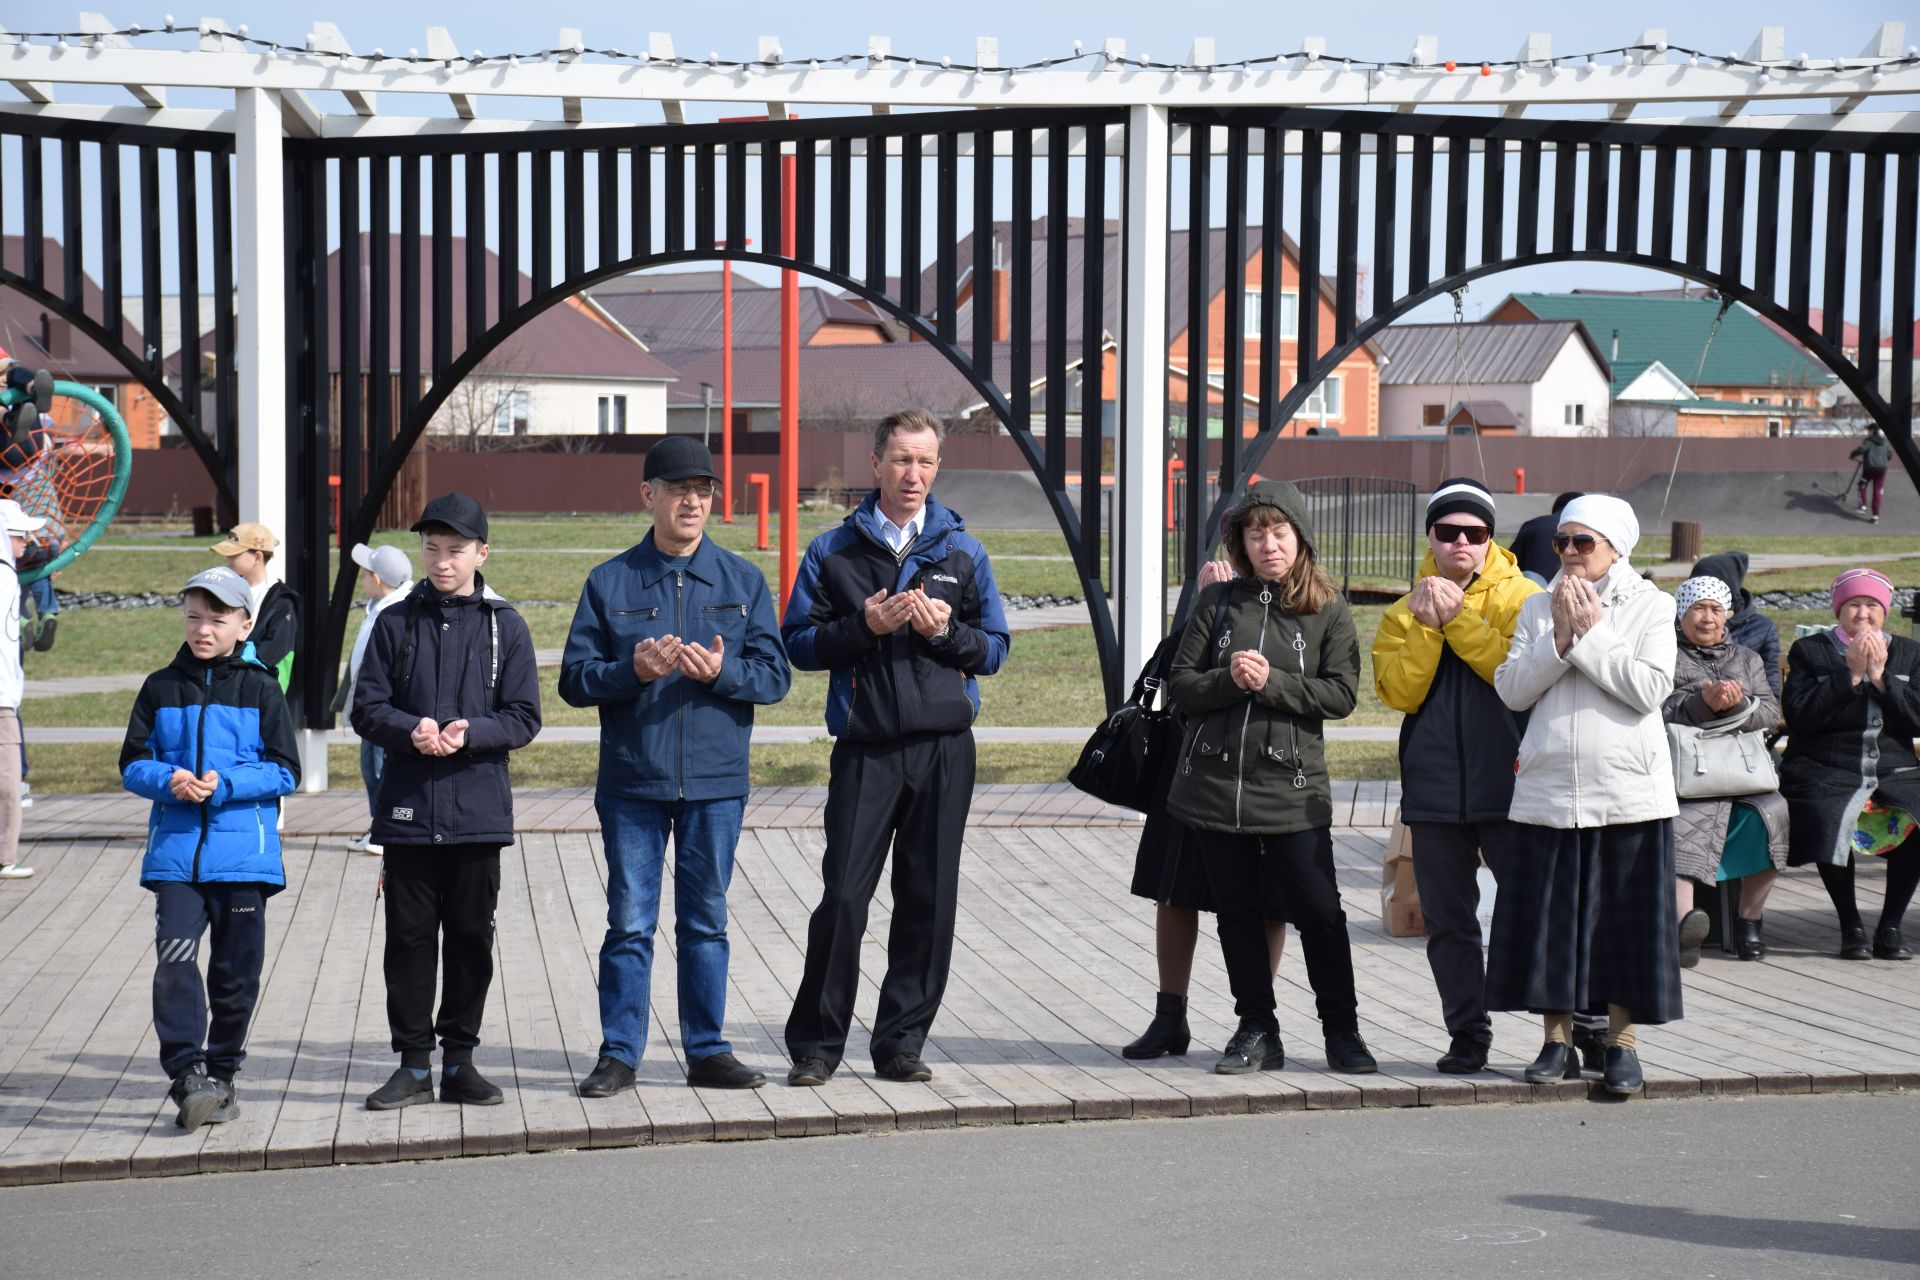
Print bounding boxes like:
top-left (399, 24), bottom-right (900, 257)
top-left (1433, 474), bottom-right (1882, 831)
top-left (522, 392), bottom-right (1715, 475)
top-left (1068, 634), bottom-right (1181, 811)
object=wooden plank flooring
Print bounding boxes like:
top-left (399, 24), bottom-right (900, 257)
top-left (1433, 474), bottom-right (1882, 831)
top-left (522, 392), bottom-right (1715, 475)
top-left (0, 799), bottom-right (1915, 1186)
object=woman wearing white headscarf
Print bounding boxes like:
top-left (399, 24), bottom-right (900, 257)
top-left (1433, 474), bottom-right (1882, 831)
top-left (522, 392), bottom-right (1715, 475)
top-left (1664, 576), bottom-right (1787, 963)
top-left (1489, 495), bottom-right (1681, 1097)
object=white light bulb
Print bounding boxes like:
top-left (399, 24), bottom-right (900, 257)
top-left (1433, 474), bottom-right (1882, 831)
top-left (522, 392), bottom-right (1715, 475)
top-left (163, 14), bottom-right (175, 30)
top-left (809, 59), bottom-right (820, 72)
top-left (236, 23), bottom-right (248, 36)
top-left (941, 55), bottom-right (952, 68)
top-left (407, 47), bottom-right (419, 61)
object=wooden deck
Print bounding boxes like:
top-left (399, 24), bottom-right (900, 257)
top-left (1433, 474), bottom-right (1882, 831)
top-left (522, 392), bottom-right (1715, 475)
top-left (1, 782), bottom-right (1915, 1186)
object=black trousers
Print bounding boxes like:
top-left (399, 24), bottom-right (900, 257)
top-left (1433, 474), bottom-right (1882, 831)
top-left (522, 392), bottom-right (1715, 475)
top-left (1407, 819), bottom-right (1526, 1045)
top-left (785, 731), bottom-right (975, 1070)
top-left (1199, 828), bottom-right (1359, 1033)
top-left (152, 881), bottom-right (268, 1080)
top-left (383, 844), bottom-right (502, 1067)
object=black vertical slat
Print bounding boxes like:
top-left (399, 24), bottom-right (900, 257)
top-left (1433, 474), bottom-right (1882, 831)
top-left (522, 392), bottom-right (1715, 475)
top-left (1259, 128), bottom-right (1284, 435)
top-left (339, 157), bottom-right (363, 546)
top-left (1480, 135), bottom-right (1505, 265)
top-left (1373, 130), bottom-right (1397, 310)
top-left (303, 159), bottom-right (331, 725)
top-left (936, 131), bottom-right (958, 343)
top-left (726, 139), bottom-right (748, 252)
top-left (466, 154), bottom-right (487, 340)
top-left (829, 136), bottom-right (852, 276)
top-left (531, 149), bottom-right (553, 292)
top-left (1080, 120), bottom-right (1105, 567)
top-left (663, 143), bottom-right (686, 255)
top-left (1443, 131), bottom-right (1468, 278)
top-left (1719, 149), bottom-right (1747, 281)
top-left (1336, 131), bottom-right (1360, 342)
top-left (175, 150), bottom-right (201, 438)
top-left (563, 147), bottom-right (586, 283)
top-left (1297, 129), bottom-right (1322, 388)
top-left (1859, 154), bottom-right (1886, 385)
top-left (1585, 141), bottom-right (1611, 253)
top-left (100, 143), bottom-right (124, 346)
top-left (1684, 146), bottom-right (1711, 269)
top-left (21, 138), bottom-right (43, 289)
top-left (1888, 153), bottom-right (1917, 437)
top-left (60, 138), bottom-right (84, 308)
top-left (139, 146), bottom-right (161, 366)
top-left (498, 152), bottom-right (520, 319)
top-left (1516, 139), bottom-right (1541, 256)
top-left (865, 134), bottom-right (888, 292)
top-left (1184, 121), bottom-right (1208, 573)
top-left (1408, 133), bottom-right (1432, 291)
top-left (1823, 152), bottom-right (1852, 345)
top-left (758, 138), bottom-right (780, 257)
top-left (794, 136), bottom-right (816, 263)
top-left (400, 156), bottom-right (422, 421)
top-left (1010, 128), bottom-right (1033, 437)
top-left (1220, 126), bottom-right (1247, 492)
top-left (1788, 149), bottom-right (1815, 321)
top-left (692, 143), bottom-right (716, 254)
top-left (597, 146), bottom-right (620, 267)
top-left (210, 151), bottom-right (234, 475)
top-left (369, 156), bottom-right (391, 460)
top-left (1754, 149), bottom-right (1782, 299)
top-left (1651, 146), bottom-right (1677, 260)
top-left (1044, 127), bottom-right (1069, 489)
top-left (971, 127), bottom-right (996, 363)
top-left (1616, 142), bottom-right (1642, 255)
top-left (901, 133), bottom-right (924, 317)
top-left (431, 154), bottom-right (453, 377)
top-left (628, 143), bottom-right (651, 261)
top-left (1551, 143), bottom-right (1577, 254)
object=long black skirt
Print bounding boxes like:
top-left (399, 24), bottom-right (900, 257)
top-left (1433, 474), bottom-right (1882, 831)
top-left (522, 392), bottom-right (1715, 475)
top-left (1127, 806), bottom-right (1214, 911)
top-left (1484, 819), bottom-right (1684, 1026)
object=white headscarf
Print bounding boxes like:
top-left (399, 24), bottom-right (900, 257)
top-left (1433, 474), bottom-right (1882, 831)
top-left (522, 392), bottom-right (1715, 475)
top-left (1557, 494), bottom-right (1640, 559)
top-left (1673, 575), bottom-right (1733, 618)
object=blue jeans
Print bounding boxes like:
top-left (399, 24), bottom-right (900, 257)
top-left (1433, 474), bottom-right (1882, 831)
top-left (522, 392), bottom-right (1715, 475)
top-left (360, 738), bottom-right (385, 824)
top-left (596, 793), bottom-right (746, 1067)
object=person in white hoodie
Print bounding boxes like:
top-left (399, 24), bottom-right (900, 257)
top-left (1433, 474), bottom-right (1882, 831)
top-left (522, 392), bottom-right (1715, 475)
top-left (340, 543), bottom-right (413, 855)
top-left (0, 499), bottom-right (46, 879)
top-left (1489, 494), bottom-right (1681, 1098)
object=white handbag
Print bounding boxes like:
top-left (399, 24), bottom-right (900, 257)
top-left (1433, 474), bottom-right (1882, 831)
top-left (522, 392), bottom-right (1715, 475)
top-left (1666, 700), bottom-right (1778, 799)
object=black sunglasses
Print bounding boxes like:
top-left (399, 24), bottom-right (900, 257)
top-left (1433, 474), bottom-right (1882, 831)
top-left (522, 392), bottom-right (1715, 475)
top-left (1431, 523), bottom-right (1491, 546)
top-left (1551, 533), bottom-right (1609, 554)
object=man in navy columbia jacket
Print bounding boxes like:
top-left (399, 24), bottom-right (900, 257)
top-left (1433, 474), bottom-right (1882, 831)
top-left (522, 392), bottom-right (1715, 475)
top-left (781, 409), bottom-right (1010, 1087)
top-left (559, 437), bottom-right (791, 1096)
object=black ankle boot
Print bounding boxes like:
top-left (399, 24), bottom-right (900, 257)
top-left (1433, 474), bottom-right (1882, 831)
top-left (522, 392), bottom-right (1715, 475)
top-left (1874, 926), bottom-right (1913, 960)
top-left (1735, 917), bottom-right (1766, 961)
top-left (1122, 992), bottom-right (1191, 1059)
top-left (1840, 925), bottom-right (1873, 960)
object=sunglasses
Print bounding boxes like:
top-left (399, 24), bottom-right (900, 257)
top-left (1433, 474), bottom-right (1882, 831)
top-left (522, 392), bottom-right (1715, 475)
top-left (1551, 533), bottom-right (1609, 554)
top-left (1430, 523), bottom-right (1491, 546)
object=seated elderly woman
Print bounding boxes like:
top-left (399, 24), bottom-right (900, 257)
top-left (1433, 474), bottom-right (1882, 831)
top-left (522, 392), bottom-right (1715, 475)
top-left (1664, 576), bottom-right (1788, 964)
top-left (1780, 568), bottom-right (1920, 961)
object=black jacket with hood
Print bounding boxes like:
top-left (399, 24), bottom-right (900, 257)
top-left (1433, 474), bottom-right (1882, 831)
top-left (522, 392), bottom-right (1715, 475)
top-left (1690, 552), bottom-right (1781, 696)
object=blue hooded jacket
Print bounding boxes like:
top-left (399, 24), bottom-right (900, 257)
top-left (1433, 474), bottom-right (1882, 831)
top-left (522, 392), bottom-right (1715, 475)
top-left (121, 641), bottom-right (301, 893)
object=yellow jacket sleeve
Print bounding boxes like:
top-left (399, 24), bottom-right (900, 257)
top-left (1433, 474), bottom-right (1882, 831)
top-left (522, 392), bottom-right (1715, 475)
top-left (1443, 570), bottom-right (1540, 686)
top-left (1372, 595), bottom-right (1446, 714)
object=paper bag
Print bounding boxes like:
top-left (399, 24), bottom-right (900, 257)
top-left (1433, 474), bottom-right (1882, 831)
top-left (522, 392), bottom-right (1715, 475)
top-left (1380, 808), bottom-right (1426, 937)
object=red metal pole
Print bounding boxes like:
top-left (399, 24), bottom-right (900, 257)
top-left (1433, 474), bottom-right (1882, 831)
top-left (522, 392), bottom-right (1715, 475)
top-left (748, 472), bottom-right (770, 550)
top-left (779, 146), bottom-right (799, 612)
top-left (721, 256), bottom-right (735, 523)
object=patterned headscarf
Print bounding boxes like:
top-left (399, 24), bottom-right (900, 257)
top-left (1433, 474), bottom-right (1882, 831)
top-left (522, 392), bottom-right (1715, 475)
top-left (1673, 575), bottom-right (1733, 619)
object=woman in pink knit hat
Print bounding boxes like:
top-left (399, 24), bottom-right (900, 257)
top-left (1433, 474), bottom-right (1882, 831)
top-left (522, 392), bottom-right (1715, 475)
top-left (1780, 568), bottom-right (1920, 960)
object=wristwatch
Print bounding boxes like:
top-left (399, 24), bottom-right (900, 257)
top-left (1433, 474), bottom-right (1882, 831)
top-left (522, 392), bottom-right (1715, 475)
top-left (928, 619), bottom-right (952, 645)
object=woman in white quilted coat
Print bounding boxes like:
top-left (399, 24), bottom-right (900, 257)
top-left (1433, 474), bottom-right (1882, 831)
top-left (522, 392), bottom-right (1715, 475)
top-left (1489, 495), bottom-right (1681, 1099)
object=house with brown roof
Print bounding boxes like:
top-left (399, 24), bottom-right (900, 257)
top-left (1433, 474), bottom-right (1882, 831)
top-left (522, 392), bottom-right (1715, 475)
top-left (591, 277), bottom-right (896, 354)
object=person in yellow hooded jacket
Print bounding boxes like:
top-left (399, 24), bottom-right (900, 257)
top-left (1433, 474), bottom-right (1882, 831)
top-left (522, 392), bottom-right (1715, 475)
top-left (1372, 478), bottom-right (1539, 1076)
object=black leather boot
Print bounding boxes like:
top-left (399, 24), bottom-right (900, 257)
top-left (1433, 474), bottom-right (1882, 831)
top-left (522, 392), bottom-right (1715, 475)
top-left (1840, 925), bottom-right (1873, 960)
top-left (1213, 1020), bottom-right (1284, 1074)
top-left (1122, 992), bottom-right (1191, 1059)
top-left (1523, 1042), bottom-right (1573, 1084)
top-left (1735, 917), bottom-right (1766, 961)
top-left (1874, 926), bottom-right (1913, 960)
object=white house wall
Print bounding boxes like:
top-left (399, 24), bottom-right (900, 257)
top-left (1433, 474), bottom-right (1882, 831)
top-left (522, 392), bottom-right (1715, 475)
top-left (425, 375), bottom-right (668, 439)
top-left (1380, 381), bottom-right (1532, 434)
top-left (1526, 337), bottom-right (1614, 437)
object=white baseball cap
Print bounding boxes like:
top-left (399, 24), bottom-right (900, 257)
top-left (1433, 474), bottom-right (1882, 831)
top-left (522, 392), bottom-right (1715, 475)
top-left (350, 542), bottom-right (412, 588)
top-left (0, 499), bottom-right (47, 536)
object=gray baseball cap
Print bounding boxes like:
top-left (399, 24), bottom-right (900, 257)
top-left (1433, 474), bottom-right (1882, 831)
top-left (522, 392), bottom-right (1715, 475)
top-left (351, 542), bottom-right (412, 588)
top-left (182, 566), bottom-right (253, 614)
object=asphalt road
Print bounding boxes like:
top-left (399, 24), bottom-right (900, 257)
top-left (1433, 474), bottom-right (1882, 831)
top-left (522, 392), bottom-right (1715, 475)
top-left (5, 1093), bottom-right (1916, 1279)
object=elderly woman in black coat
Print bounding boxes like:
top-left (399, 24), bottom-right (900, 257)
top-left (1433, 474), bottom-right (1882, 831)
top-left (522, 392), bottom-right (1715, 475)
top-left (1781, 568), bottom-right (1920, 960)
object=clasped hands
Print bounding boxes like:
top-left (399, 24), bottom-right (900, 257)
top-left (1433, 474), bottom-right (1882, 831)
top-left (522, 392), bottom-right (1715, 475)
top-left (1550, 575), bottom-right (1604, 654)
top-left (863, 587), bottom-right (952, 640)
top-left (411, 718), bottom-right (471, 756)
top-left (1699, 678), bottom-right (1746, 714)
top-left (632, 634), bottom-right (726, 684)
top-left (1407, 576), bottom-right (1466, 630)
top-left (1845, 628), bottom-right (1889, 688)
top-left (168, 769), bottom-right (220, 803)
top-left (1227, 648), bottom-right (1270, 692)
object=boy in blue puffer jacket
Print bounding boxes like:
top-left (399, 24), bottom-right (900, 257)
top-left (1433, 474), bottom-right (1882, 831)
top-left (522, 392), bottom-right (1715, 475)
top-left (119, 566), bottom-right (300, 1133)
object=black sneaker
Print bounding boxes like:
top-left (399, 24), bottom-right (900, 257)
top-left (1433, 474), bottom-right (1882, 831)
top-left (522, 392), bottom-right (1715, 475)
top-left (366, 1066), bottom-right (434, 1111)
top-left (1214, 1024), bottom-right (1285, 1075)
top-left (1435, 1034), bottom-right (1490, 1075)
top-left (874, 1053), bottom-right (933, 1083)
top-left (687, 1052), bottom-right (766, 1089)
top-left (440, 1063), bottom-right (504, 1106)
top-left (30, 616), bottom-right (54, 653)
top-left (170, 1066), bottom-right (222, 1132)
top-left (578, 1055), bottom-right (636, 1098)
top-left (205, 1077), bottom-right (241, 1124)
top-left (787, 1057), bottom-right (833, 1087)
top-left (1324, 1030), bottom-right (1378, 1074)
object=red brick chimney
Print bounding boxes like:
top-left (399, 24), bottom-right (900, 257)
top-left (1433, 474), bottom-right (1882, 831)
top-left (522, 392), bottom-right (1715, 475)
top-left (991, 268), bottom-right (1011, 343)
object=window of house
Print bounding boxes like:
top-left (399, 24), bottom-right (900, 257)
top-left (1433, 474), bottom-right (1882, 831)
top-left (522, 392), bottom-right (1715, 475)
top-left (1748, 396), bottom-right (1769, 406)
top-left (1564, 403), bottom-right (1586, 427)
top-left (1766, 418), bottom-right (1784, 437)
top-left (1295, 375), bottom-right (1342, 420)
top-left (598, 394), bottom-right (628, 435)
top-left (493, 388), bottom-right (529, 436)
top-left (1242, 290), bottom-right (1300, 340)
top-left (1421, 403), bottom-right (1446, 427)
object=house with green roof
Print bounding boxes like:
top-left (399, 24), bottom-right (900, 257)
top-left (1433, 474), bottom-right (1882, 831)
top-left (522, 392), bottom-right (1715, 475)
top-left (1488, 292), bottom-right (1836, 438)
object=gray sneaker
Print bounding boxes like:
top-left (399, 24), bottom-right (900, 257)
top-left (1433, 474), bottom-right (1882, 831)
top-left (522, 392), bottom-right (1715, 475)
top-left (205, 1077), bottom-right (241, 1123)
top-left (170, 1067), bottom-right (222, 1132)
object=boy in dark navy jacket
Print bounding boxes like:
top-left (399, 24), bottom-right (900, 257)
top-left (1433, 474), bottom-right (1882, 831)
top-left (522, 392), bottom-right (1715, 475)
top-left (351, 493), bottom-right (542, 1110)
top-left (120, 566), bottom-right (300, 1133)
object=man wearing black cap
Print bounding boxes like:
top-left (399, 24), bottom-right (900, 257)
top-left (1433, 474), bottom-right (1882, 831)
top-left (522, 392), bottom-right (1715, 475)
top-left (1372, 477), bottom-right (1540, 1074)
top-left (560, 437), bottom-right (791, 1096)
top-left (351, 492), bottom-right (543, 1110)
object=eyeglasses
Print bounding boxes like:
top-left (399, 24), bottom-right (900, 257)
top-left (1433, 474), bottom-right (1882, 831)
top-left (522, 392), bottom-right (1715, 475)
top-left (1551, 533), bottom-right (1608, 554)
top-left (661, 479), bottom-right (717, 500)
top-left (1430, 523), bottom-right (1491, 546)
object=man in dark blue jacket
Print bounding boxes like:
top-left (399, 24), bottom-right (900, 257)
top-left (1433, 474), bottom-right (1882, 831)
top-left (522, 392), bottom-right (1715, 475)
top-left (351, 493), bottom-right (542, 1111)
top-left (560, 437), bottom-right (791, 1096)
top-left (782, 409), bottom-right (1010, 1086)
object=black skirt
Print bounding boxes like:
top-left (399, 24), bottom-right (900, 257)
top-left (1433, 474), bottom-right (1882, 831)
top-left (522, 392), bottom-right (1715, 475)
top-left (1128, 806), bottom-right (1215, 911)
top-left (1484, 819), bottom-right (1684, 1026)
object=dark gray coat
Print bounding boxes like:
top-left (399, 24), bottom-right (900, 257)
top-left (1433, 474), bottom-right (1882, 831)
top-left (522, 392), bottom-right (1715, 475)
top-left (1663, 635), bottom-right (1788, 881)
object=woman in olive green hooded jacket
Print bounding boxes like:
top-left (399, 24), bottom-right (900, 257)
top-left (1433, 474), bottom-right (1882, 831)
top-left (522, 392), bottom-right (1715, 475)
top-left (1166, 480), bottom-right (1375, 1077)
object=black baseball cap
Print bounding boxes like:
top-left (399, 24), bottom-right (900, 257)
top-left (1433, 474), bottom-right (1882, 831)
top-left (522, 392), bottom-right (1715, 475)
top-left (410, 492), bottom-right (489, 541)
top-left (644, 436), bottom-right (718, 483)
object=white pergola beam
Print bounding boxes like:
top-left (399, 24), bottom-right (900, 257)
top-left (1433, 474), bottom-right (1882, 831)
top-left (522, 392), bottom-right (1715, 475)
top-left (649, 32), bottom-right (684, 124)
top-left (425, 27), bottom-right (475, 120)
top-left (0, 27), bottom-right (55, 103)
top-left (558, 27), bottom-right (583, 123)
top-left (78, 13), bottom-right (166, 107)
top-left (1836, 21), bottom-right (1906, 115)
top-left (869, 35), bottom-right (891, 115)
top-left (307, 22), bottom-right (376, 115)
